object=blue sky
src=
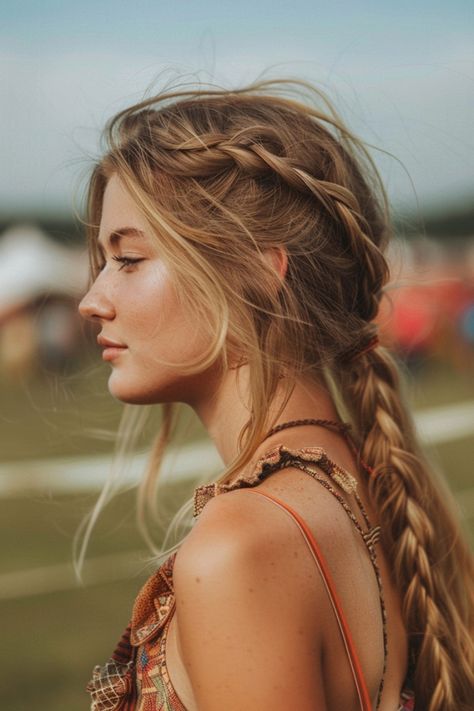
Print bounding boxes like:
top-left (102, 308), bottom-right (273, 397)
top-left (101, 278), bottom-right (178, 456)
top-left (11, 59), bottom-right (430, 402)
top-left (2, 0), bottom-right (473, 215)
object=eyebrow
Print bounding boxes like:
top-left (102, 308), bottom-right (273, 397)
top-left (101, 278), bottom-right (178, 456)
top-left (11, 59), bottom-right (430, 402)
top-left (97, 227), bottom-right (146, 251)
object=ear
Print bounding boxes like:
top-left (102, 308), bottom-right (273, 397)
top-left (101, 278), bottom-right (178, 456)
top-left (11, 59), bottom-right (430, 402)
top-left (262, 246), bottom-right (288, 283)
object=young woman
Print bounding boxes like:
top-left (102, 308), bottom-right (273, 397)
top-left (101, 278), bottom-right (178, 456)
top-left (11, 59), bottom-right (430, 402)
top-left (79, 77), bottom-right (474, 711)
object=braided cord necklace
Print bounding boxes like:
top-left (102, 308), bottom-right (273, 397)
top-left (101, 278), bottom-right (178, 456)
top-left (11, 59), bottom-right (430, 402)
top-left (260, 418), bottom-right (388, 709)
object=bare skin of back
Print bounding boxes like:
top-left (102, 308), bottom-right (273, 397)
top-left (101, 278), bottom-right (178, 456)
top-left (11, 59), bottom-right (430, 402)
top-left (168, 424), bottom-right (409, 711)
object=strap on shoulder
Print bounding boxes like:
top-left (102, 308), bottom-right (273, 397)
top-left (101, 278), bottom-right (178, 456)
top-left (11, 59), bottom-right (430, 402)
top-left (246, 488), bottom-right (373, 711)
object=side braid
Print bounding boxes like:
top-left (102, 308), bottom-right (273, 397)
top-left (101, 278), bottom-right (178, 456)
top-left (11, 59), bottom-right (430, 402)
top-left (339, 346), bottom-right (474, 710)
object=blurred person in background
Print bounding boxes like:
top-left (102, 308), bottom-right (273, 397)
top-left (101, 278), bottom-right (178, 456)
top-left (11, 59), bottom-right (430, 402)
top-left (78, 77), bottom-right (474, 711)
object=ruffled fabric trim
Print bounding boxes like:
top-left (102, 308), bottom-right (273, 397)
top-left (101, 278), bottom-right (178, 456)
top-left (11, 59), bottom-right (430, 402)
top-left (193, 443), bottom-right (359, 517)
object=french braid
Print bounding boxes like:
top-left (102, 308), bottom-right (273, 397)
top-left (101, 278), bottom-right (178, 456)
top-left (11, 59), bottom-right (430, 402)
top-left (137, 121), bottom-right (390, 325)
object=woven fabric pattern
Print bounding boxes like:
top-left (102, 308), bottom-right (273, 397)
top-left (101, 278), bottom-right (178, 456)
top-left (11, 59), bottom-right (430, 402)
top-left (86, 552), bottom-right (186, 711)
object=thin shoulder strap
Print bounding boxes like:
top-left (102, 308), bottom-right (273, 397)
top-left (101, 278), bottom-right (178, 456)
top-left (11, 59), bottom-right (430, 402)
top-left (246, 488), bottom-right (373, 711)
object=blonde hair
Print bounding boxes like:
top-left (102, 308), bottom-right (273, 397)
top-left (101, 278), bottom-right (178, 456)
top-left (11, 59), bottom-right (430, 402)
top-left (76, 75), bottom-right (474, 709)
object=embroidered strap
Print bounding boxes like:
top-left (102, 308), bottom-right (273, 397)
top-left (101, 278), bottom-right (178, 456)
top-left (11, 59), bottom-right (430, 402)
top-left (245, 488), bottom-right (373, 711)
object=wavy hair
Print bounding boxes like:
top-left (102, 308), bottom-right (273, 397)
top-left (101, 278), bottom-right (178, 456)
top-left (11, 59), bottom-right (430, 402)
top-left (75, 75), bottom-right (474, 710)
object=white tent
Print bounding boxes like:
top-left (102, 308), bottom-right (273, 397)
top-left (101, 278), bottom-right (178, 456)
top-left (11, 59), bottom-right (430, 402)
top-left (0, 223), bottom-right (88, 320)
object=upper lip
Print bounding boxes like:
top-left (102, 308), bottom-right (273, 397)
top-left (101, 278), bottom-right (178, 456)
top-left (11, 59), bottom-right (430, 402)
top-left (97, 335), bottom-right (127, 348)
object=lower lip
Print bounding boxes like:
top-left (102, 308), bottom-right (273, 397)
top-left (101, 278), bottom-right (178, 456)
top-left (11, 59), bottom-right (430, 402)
top-left (102, 347), bottom-right (127, 361)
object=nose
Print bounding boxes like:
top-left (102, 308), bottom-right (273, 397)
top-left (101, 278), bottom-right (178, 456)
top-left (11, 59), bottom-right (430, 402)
top-left (78, 279), bottom-right (116, 323)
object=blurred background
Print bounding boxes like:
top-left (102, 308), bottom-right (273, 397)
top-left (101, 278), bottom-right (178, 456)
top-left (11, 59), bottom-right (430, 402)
top-left (1, 1), bottom-right (473, 709)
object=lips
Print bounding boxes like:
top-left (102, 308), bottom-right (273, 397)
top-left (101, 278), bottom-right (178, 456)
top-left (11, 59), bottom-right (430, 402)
top-left (97, 335), bottom-right (128, 362)
top-left (97, 335), bottom-right (127, 348)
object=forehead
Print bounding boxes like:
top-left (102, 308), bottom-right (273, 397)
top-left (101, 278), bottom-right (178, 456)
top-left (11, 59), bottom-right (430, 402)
top-left (97, 174), bottom-right (150, 250)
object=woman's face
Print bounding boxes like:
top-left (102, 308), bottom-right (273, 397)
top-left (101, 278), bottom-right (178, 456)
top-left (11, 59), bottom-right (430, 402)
top-left (78, 174), bottom-right (218, 405)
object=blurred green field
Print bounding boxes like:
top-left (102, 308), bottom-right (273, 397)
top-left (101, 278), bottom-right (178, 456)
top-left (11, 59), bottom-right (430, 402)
top-left (1, 359), bottom-right (473, 711)
top-left (0, 359), bottom-right (207, 463)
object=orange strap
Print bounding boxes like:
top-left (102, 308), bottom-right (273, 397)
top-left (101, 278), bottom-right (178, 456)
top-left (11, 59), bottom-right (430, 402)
top-left (246, 488), bottom-right (372, 711)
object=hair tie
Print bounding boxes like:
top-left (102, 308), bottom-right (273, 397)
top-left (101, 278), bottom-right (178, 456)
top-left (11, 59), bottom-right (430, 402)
top-left (340, 333), bottom-right (379, 365)
top-left (354, 334), bottom-right (379, 360)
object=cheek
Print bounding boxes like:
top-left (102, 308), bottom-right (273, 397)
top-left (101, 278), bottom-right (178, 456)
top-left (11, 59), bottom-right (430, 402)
top-left (131, 273), bottom-right (177, 338)
top-left (107, 276), bottom-right (215, 405)
top-left (122, 266), bottom-right (207, 367)
top-left (116, 263), bottom-right (176, 335)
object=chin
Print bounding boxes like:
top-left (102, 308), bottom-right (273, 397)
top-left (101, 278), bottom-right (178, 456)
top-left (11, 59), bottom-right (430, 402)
top-left (108, 385), bottom-right (166, 405)
top-left (106, 363), bottom-right (220, 406)
top-left (107, 374), bottom-right (157, 405)
top-left (107, 373), bottom-right (185, 405)
top-left (109, 391), bottom-right (157, 405)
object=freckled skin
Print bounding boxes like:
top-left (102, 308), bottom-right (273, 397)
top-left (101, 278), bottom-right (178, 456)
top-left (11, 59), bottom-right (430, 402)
top-left (79, 174), bottom-right (221, 407)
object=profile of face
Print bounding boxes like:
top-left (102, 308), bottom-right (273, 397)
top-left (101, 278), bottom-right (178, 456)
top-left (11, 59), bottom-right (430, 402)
top-left (78, 174), bottom-right (218, 405)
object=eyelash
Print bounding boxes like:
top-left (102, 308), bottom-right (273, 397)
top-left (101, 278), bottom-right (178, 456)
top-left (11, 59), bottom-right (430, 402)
top-left (98, 256), bottom-right (144, 271)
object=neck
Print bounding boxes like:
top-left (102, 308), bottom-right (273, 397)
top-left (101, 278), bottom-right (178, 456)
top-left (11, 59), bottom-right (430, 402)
top-left (191, 364), bottom-right (342, 467)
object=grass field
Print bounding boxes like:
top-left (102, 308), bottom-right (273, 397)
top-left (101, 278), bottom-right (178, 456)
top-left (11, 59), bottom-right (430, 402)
top-left (1, 359), bottom-right (473, 710)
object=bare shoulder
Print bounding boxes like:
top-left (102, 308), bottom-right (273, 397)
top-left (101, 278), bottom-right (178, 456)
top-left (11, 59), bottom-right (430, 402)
top-left (174, 469), bottom-right (350, 588)
top-left (174, 486), bottom-right (294, 588)
top-left (172, 485), bottom-right (329, 710)
top-left (172, 472), bottom-right (346, 635)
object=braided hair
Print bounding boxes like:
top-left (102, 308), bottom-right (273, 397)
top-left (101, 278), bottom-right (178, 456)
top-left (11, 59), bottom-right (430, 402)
top-left (82, 76), bottom-right (474, 709)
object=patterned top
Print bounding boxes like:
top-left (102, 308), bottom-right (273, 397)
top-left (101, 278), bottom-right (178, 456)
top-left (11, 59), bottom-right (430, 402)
top-left (86, 444), bottom-right (416, 711)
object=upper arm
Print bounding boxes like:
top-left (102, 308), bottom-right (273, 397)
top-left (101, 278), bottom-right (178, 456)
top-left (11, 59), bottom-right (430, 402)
top-left (172, 493), bottom-right (327, 711)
